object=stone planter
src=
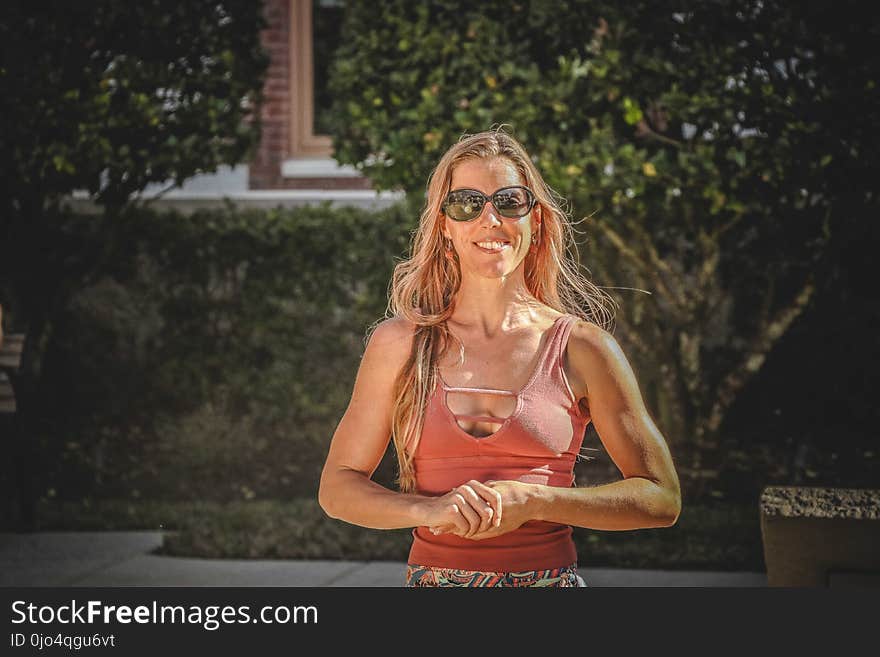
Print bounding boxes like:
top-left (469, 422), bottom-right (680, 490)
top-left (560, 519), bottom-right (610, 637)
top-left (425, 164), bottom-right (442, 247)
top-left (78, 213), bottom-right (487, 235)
top-left (760, 486), bottom-right (880, 587)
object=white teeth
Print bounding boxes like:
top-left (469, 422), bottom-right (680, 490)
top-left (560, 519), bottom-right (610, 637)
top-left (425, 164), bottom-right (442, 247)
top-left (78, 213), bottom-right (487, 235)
top-left (475, 241), bottom-right (508, 250)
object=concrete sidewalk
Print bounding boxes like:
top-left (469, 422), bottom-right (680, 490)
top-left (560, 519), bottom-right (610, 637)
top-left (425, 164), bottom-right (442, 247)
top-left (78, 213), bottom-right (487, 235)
top-left (0, 531), bottom-right (768, 587)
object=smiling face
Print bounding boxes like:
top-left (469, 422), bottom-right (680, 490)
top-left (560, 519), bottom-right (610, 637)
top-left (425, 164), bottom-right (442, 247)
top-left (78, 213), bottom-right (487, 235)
top-left (442, 157), bottom-right (540, 281)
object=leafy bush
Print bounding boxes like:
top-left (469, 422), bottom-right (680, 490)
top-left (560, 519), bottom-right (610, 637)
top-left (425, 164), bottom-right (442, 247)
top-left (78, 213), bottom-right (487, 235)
top-left (2, 198), bottom-right (876, 536)
top-left (156, 498), bottom-right (764, 571)
top-left (23, 495), bottom-right (764, 570)
top-left (7, 201), bottom-right (414, 505)
top-left (327, 0), bottom-right (880, 475)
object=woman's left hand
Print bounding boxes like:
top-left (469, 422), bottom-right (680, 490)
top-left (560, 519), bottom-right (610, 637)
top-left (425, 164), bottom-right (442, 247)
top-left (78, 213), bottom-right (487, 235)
top-left (429, 480), bottom-right (536, 540)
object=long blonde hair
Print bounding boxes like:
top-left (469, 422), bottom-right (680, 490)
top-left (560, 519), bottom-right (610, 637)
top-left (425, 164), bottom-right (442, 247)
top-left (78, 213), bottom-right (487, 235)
top-left (378, 127), bottom-right (616, 492)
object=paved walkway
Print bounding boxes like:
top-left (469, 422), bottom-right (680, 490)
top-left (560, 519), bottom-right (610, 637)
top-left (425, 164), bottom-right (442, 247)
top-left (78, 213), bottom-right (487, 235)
top-left (0, 531), bottom-right (768, 587)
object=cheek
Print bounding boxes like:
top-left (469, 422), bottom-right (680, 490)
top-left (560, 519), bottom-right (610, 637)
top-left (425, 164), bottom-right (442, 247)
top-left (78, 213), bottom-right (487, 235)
top-left (514, 218), bottom-right (533, 246)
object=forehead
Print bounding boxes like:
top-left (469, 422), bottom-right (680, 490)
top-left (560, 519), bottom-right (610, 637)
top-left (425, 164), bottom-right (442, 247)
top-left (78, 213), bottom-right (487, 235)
top-left (450, 157), bottom-right (524, 192)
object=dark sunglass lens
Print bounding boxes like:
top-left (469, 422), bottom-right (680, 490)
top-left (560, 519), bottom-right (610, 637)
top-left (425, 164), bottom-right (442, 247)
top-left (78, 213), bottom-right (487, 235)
top-left (446, 191), bottom-right (485, 221)
top-left (494, 188), bottom-right (531, 216)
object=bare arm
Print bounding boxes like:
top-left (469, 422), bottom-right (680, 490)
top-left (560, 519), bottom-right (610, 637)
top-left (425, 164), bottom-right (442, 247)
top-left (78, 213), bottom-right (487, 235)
top-left (440, 320), bottom-right (681, 539)
top-left (527, 320), bottom-right (682, 530)
top-left (318, 318), bottom-right (501, 536)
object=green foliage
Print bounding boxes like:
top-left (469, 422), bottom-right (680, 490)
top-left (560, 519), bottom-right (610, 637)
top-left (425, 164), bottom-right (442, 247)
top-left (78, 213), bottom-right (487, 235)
top-left (45, 497), bottom-right (759, 570)
top-left (159, 498), bottom-right (763, 568)
top-left (331, 0), bottom-right (878, 223)
top-left (160, 499), bottom-right (414, 561)
top-left (327, 0), bottom-right (880, 450)
top-left (0, 0), bottom-right (268, 211)
top-left (0, 3), bottom-right (270, 480)
top-left (18, 202), bottom-right (413, 502)
top-left (9, 201), bottom-right (875, 513)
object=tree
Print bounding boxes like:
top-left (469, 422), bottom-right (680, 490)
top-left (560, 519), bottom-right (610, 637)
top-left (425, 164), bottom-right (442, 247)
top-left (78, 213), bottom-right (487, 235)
top-left (0, 0), bottom-right (268, 525)
top-left (327, 0), bottom-right (880, 489)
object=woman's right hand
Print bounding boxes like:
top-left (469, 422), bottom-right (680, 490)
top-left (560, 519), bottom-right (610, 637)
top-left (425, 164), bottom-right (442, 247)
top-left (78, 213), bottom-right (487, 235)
top-left (421, 480), bottom-right (503, 539)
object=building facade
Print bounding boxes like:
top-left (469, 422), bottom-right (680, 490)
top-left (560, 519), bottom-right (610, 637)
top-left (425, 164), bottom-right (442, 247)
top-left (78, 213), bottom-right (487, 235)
top-left (71, 0), bottom-right (399, 213)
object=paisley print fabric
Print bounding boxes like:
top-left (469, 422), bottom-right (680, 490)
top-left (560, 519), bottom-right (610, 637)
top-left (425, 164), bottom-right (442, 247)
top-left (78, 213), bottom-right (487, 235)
top-left (405, 563), bottom-right (583, 587)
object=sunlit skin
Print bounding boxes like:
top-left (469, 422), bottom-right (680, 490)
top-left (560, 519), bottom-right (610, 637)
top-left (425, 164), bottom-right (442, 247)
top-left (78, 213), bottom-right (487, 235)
top-left (424, 159), bottom-right (680, 539)
top-left (443, 157), bottom-right (539, 288)
top-left (318, 155), bottom-right (681, 545)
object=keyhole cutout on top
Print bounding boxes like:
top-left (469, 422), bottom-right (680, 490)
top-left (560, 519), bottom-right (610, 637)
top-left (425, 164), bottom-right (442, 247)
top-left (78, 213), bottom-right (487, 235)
top-left (444, 389), bottom-right (517, 439)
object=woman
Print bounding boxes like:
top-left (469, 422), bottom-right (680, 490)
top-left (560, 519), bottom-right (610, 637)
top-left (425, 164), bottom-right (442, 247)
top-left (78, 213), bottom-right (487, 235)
top-left (318, 128), bottom-right (681, 587)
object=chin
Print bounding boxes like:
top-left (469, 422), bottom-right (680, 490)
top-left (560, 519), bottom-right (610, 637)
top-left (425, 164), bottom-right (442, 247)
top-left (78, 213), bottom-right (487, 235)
top-left (465, 260), bottom-right (523, 280)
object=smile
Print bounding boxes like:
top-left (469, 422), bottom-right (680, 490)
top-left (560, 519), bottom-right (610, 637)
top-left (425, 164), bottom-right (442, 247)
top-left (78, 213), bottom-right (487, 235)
top-left (473, 240), bottom-right (510, 253)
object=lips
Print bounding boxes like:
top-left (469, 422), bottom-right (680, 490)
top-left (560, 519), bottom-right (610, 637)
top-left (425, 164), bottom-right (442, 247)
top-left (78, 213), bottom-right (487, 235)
top-left (473, 239), bottom-right (510, 254)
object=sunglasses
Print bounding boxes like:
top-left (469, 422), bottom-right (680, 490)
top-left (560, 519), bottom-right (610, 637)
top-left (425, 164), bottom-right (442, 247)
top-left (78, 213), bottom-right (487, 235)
top-left (442, 185), bottom-right (537, 222)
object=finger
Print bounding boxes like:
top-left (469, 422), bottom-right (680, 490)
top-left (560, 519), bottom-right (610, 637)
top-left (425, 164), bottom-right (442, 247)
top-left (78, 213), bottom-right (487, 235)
top-left (466, 480), bottom-right (504, 527)
top-left (463, 487), bottom-right (496, 535)
top-left (448, 502), bottom-right (473, 536)
top-left (467, 523), bottom-right (501, 541)
top-left (452, 493), bottom-right (483, 536)
top-left (447, 504), bottom-right (470, 535)
top-left (457, 484), bottom-right (495, 533)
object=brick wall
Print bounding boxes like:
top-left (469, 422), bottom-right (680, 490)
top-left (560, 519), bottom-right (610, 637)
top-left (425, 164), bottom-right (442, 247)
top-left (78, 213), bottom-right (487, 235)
top-left (249, 0), bottom-right (290, 190)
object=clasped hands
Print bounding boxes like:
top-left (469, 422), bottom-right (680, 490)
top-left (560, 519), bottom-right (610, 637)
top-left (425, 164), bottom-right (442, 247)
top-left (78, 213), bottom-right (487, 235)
top-left (423, 479), bottom-right (532, 540)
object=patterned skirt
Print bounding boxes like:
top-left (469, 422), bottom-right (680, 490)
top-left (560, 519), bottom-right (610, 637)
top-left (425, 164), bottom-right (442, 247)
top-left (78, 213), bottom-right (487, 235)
top-left (405, 563), bottom-right (584, 587)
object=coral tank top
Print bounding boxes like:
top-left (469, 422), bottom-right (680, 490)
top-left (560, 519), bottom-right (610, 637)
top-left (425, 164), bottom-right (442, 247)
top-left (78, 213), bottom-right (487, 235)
top-left (407, 313), bottom-right (592, 572)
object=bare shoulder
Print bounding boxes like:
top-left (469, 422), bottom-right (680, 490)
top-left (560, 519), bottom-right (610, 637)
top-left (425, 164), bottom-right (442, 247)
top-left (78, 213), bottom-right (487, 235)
top-left (363, 316), bottom-right (418, 365)
top-left (566, 319), bottom-right (633, 398)
top-left (568, 318), bottom-right (623, 360)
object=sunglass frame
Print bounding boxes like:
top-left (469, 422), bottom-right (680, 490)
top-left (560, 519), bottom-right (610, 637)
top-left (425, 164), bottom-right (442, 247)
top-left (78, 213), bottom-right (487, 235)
top-left (442, 185), bottom-right (537, 222)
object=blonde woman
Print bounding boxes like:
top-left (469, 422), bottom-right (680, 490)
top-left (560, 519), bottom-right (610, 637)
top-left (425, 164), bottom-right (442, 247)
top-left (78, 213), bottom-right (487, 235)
top-left (318, 129), bottom-right (681, 587)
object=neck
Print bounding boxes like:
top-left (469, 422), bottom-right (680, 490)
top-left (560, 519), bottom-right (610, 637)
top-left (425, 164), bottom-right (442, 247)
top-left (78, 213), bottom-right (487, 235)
top-left (450, 271), bottom-right (542, 337)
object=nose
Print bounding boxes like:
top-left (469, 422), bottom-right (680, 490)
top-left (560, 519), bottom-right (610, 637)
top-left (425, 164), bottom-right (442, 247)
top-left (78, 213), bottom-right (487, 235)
top-left (477, 199), bottom-right (503, 226)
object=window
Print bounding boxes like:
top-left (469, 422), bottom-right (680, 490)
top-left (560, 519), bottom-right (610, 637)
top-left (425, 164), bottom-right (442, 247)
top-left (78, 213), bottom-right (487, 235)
top-left (290, 0), bottom-right (345, 158)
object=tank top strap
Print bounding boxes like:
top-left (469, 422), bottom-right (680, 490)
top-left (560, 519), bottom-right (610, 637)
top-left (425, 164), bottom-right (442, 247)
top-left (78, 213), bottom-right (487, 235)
top-left (557, 314), bottom-right (580, 359)
top-left (532, 314), bottom-right (578, 381)
top-left (431, 314), bottom-right (580, 398)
